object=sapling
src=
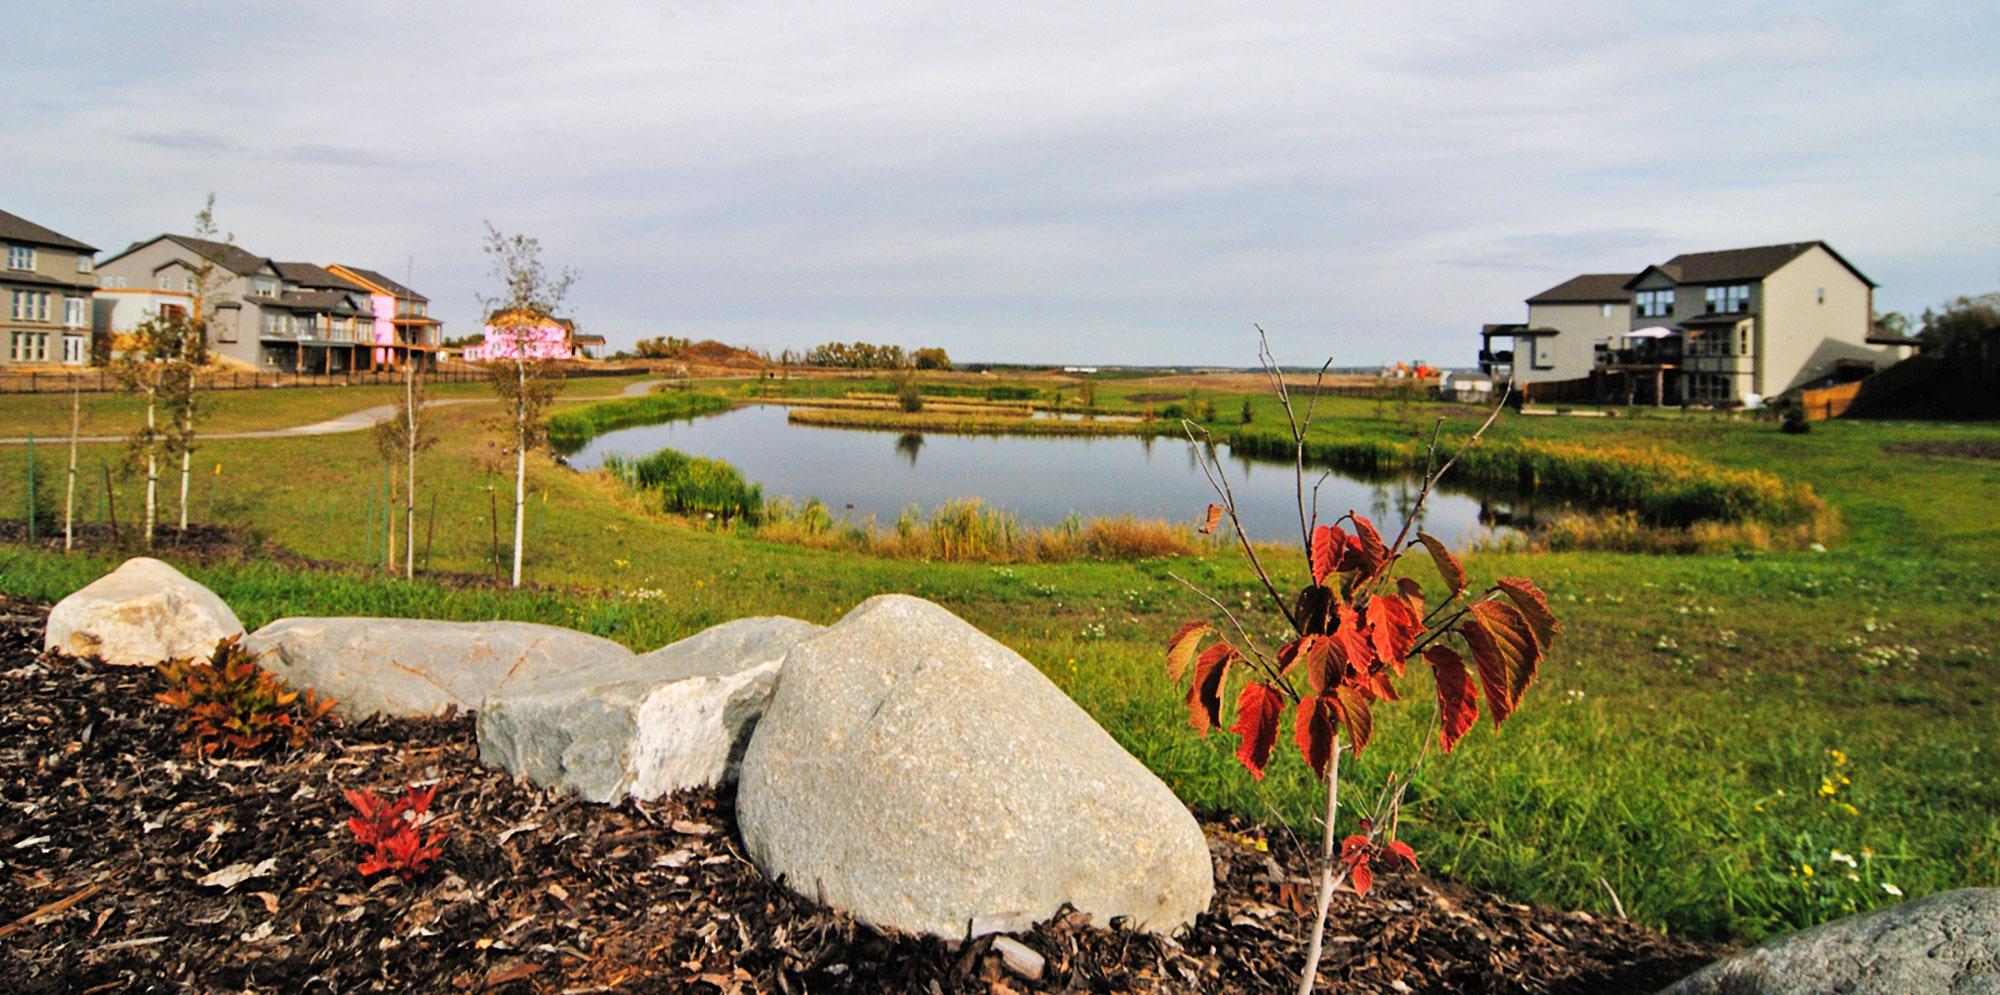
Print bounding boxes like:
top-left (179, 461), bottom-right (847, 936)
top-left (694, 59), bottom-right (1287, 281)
top-left (1166, 330), bottom-right (1556, 995)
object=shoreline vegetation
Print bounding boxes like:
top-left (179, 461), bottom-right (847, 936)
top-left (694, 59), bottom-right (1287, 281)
top-left (540, 387), bottom-right (1842, 559)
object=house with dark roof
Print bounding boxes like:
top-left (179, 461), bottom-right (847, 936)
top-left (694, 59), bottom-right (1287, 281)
top-left (1481, 241), bottom-right (1901, 405)
top-left (326, 264), bottom-right (444, 371)
top-left (94, 235), bottom-right (388, 373)
top-left (1479, 272), bottom-right (1633, 386)
top-left (1, 208), bottom-right (99, 366)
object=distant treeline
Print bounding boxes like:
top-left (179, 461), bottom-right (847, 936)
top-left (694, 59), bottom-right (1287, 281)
top-left (779, 342), bottom-right (952, 370)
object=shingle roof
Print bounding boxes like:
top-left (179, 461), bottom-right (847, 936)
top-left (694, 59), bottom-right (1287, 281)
top-left (273, 261), bottom-right (367, 292)
top-left (1526, 273), bottom-right (1635, 304)
top-left (161, 234), bottom-right (271, 276)
top-left (333, 264), bottom-right (429, 303)
top-left (1625, 241), bottom-right (1876, 289)
top-left (249, 289), bottom-right (368, 313)
top-left (0, 208), bottom-right (96, 253)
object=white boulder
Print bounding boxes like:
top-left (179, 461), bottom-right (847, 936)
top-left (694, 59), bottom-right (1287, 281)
top-left (43, 557), bottom-right (243, 666)
top-left (243, 617), bottom-right (633, 718)
top-left (737, 594), bottom-right (1214, 938)
top-left (1662, 888), bottom-right (2000, 995)
top-left (478, 616), bottom-right (822, 803)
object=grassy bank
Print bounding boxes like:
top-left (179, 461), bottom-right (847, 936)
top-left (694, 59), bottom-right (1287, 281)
top-left (604, 446), bottom-right (763, 523)
top-left (786, 406), bottom-right (1163, 436)
top-left (1, 373), bottom-right (1996, 943)
top-left (545, 389), bottom-right (734, 452)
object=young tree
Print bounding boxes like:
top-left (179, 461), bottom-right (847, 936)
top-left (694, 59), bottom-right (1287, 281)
top-left (64, 387), bottom-right (80, 552)
top-left (1167, 331), bottom-right (1555, 995)
top-left (164, 195), bottom-right (228, 532)
top-left (372, 268), bottom-right (434, 580)
top-left (109, 311), bottom-right (182, 547)
top-left (479, 224), bottom-right (574, 587)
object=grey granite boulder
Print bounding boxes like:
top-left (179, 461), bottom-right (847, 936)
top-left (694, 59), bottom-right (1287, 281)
top-left (478, 616), bottom-right (822, 803)
top-left (44, 557), bottom-right (243, 666)
top-left (737, 594), bottom-right (1214, 938)
top-left (1660, 888), bottom-right (1999, 995)
top-left (243, 617), bottom-right (632, 718)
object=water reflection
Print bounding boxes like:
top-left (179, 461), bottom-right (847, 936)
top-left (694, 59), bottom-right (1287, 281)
top-left (566, 404), bottom-right (1533, 546)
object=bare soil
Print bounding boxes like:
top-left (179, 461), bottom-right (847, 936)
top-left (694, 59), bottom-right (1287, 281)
top-left (0, 597), bottom-right (1724, 993)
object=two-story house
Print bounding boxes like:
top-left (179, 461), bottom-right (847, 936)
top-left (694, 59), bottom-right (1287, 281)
top-left (1481, 241), bottom-right (1896, 406)
top-left (1, 209), bottom-right (99, 367)
top-left (467, 308), bottom-right (591, 361)
top-left (1479, 273), bottom-right (1632, 386)
top-left (326, 264), bottom-right (444, 371)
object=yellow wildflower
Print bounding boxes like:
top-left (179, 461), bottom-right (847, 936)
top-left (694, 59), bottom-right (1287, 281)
top-left (1829, 748), bottom-right (1848, 766)
top-left (1801, 863), bottom-right (1815, 877)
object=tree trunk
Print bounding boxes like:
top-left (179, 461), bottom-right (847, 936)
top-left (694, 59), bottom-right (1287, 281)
top-left (1295, 749), bottom-right (1343, 995)
top-left (143, 393), bottom-right (158, 548)
top-left (405, 364), bottom-right (416, 579)
top-left (510, 363), bottom-right (527, 588)
top-left (65, 389), bottom-right (79, 552)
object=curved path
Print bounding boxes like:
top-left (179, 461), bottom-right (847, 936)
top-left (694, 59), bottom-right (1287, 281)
top-left (0, 380), bottom-right (664, 445)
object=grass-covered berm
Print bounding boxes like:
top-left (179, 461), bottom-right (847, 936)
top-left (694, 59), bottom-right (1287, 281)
top-left (1, 370), bottom-right (1995, 943)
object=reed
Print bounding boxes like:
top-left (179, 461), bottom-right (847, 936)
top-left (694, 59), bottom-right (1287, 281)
top-left (545, 391), bottom-right (733, 452)
top-left (602, 447), bottom-right (763, 523)
top-left (786, 407), bottom-right (1158, 437)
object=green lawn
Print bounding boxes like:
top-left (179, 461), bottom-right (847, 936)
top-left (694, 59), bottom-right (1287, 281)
top-left (1, 373), bottom-right (1994, 943)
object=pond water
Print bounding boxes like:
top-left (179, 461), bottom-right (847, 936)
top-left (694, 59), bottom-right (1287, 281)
top-left (566, 404), bottom-right (1556, 545)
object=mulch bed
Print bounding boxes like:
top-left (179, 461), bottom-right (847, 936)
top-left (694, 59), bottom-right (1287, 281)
top-left (0, 595), bottom-right (1724, 993)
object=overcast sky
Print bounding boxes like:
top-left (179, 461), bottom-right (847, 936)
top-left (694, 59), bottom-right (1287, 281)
top-left (6, 1), bottom-right (1995, 366)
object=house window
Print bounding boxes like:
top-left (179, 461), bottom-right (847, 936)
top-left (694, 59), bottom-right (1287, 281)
top-left (10, 290), bottom-right (50, 321)
top-left (159, 275), bottom-right (173, 290)
top-left (1739, 328), bottom-right (1750, 355)
top-left (63, 297), bottom-right (86, 327)
top-left (6, 245), bottom-right (34, 271)
top-left (1704, 285), bottom-right (1751, 314)
top-left (76, 256), bottom-right (93, 274)
top-left (1817, 287), bottom-right (1825, 304)
top-left (63, 334), bottom-right (86, 365)
top-left (1636, 289), bottom-right (1675, 318)
top-left (158, 303), bottom-right (187, 322)
top-left (254, 278), bottom-right (276, 296)
top-left (262, 311), bottom-right (281, 335)
top-left (10, 331), bottom-right (49, 361)
top-left (1600, 303), bottom-right (1614, 318)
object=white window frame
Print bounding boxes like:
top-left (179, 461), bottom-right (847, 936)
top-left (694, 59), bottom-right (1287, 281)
top-left (6, 245), bottom-right (34, 271)
top-left (76, 255), bottom-right (93, 274)
top-left (63, 296), bottom-right (86, 328)
top-left (63, 333), bottom-right (86, 365)
top-left (1636, 289), bottom-right (1675, 318)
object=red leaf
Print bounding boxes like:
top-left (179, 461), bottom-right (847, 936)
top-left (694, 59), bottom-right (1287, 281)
top-left (1495, 577), bottom-right (1562, 646)
top-left (1301, 635), bottom-right (1339, 693)
top-left (1461, 600), bottom-right (1541, 727)
top-left (1166, 620), bottom-right (1212, 682)
top-left (1423, 645), bottom-right (1479, 753)
top-left (1186, 641), bottom-right (1237, 736)
top-left (1310, 525), bottom-right (1344, 585)
top-left (1396, 576), bottom-right (1427, 618)
top-left (1385, 839), bottom-right (1419, 870)
top-left (1415, 532), bottom-right (1467, 595)
top-left (1348, 858), bottom-right (1374, 898)
top-left (1349, 512), bottom-right (1389, 574)
top-left (1276, 637), bottom-right (1303, 676)
top-left (1230, 683), bottom-right (1285, 780)
top-left (1365, 593), bottom-right (1422, 674)
top-left (1293, 695), bottom-right (1340, 780)
top-left (1332, 604), bottom-right (1372, 682)
top-left (1198, 503), bottom-right (1223, 535)
top-left (1334, 684), bottom-right (1374, 753)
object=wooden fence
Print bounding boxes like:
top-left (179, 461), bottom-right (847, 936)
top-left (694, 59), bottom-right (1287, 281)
top-left (0, 364), bottom-right (637, 395)
top-left (1799, 381), bottom-right (1862, 421)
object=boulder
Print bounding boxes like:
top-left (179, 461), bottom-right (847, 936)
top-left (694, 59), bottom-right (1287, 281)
top-left (478, 616), bottom-right (822, 803)
top-left (44, 557), bottom-right (244, 666)
top-left (243, 617), bottom-right (633, 719)
top-left (737, 594), bottom-right (1213, 938)
top-left (1660, 888), bottom-right (2000, 995)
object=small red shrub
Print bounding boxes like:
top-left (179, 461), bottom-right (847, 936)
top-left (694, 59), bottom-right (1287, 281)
top-left (344, 785), bottom-right (446, 880)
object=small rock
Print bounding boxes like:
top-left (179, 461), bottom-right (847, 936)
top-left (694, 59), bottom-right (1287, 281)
top-left (44, 557), bottom-right (243, 666)
top-left (1661, 887), bottom-right (2000, 994)
top-left (477, 617), bottom-right (821, 802)
top-left (738, 594), bottom-right (1214, 938)
top-left (244, 617), bottom-right (633, 718)
top-left (991, 937), bottom-right (1045, 981)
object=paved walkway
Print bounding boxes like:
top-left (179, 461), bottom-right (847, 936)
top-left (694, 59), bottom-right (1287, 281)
top-left (0, 381), bottom-right (663, 445)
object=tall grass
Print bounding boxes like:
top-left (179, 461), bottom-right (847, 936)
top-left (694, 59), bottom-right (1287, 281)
top-left (603, 447), bottom-right (763, 523)
top-left (758, 497), bottom-right (1205, 562)
top-left (545, 390), bottom-right (733, 452)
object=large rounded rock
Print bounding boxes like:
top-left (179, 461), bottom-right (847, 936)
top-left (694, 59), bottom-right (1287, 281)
top-left (44, 557), bottom-right (243, 666)
top-left (479, 616), bottom-right (822, 803)
top-left (737, 594), bottom-right (1213, 938)
top-left (1661, 888), bottom-right (2000, 995)
top-left (244, 617), bottom-right (634, 719)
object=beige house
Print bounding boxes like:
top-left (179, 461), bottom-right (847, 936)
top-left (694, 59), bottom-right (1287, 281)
top-left (0, 208), bottom-right (98, 367)
top-left (1482, 241), bottom-right (1898, 405)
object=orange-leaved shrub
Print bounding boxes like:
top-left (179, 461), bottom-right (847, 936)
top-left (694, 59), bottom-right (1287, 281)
top-left (155, 635), bottom-right (336, 758)
top-left (345, 785), bottom-right (447, 881)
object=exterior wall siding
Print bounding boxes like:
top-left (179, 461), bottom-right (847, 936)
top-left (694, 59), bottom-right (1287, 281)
top-left (1522, 301), bottom-right (1628, 382)
top-left (1757, 246), bottom-right (1887, 396)
top-left (93, 239), bottom-right (266, 369)
top-left (2, 240), bottom-right (96, 366)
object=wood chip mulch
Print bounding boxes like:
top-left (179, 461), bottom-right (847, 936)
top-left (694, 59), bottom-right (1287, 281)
top-left (0, 595), bottom-right (1724, 993)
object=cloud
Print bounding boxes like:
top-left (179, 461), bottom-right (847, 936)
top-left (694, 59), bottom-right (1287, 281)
top-left (4, 0), bottom-right (1996, 364)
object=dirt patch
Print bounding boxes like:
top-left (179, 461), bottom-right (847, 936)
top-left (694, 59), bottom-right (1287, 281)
top-left (1883, 440), bottom-right (2000, 461)
top-left (0, 599), bottom-right (1723, 993)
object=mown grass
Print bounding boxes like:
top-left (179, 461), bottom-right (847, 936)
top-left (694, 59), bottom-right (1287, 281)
top-left (1, 372), bottom-right (1996, 944)
top-left (545, 389), bottom-right (733, 452)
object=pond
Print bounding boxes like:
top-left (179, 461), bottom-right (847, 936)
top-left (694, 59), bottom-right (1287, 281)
top-left (565, 404), bottom-right (1558, 545)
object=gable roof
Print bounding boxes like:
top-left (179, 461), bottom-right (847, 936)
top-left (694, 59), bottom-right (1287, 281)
top-left (136, 234), bottom-right (273, 276)
top-left (1526, 273), bottom-right (1634, 304)
top-left (330, 264), bottom-right (429, 303)
top-left (1624, 241), bottom-right (1876, 289)
top-left (273, 261), bottom-right (367, 292)
top-left (0, 208), bottom-right (97, 253)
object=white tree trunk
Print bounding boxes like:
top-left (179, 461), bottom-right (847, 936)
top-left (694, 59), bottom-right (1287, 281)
top-left (178, 443), bottom-right (191, 530)
top-left (405, 366), bottom-right (416, 579)
top-left (511, 436), bottom-right (526, 588)
top-left (144, 393), bottom-right (158, 548)
top-left (65, 389), bottom-right (78, 552)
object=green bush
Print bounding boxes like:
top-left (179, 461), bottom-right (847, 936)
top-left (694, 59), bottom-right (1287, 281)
top-left (603, 447), bottom-right (763, 523)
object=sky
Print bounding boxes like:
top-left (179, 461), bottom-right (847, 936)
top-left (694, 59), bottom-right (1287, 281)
top-left (5, 1), bottom-right (1996, 367)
